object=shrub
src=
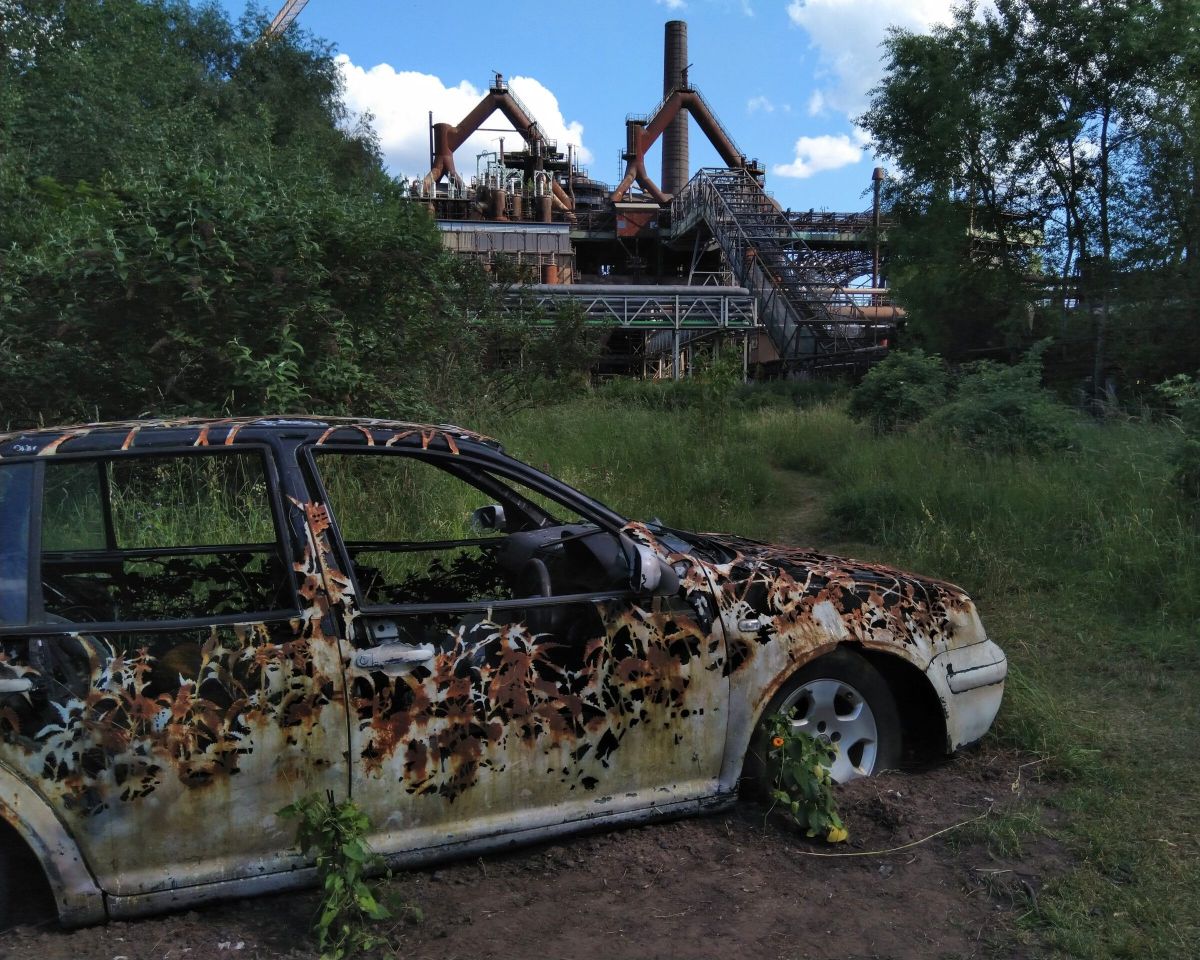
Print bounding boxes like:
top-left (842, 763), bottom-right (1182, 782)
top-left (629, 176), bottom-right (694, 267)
top-left (848, 349), bottom-right (949, 432)
top-left (1154, 373), bottom-right (1200, 497)
top-left (926, 349), bottom-right (1078, 454)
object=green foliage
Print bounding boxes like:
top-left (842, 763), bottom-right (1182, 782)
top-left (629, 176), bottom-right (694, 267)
top-left (860, 0), bottom-right (1200, 381)
top-left (849, 346), bottom-right (1076, 454)
top-left (280, 792), bottom-right (391, 960)
top-left (0, 163), bottom-right (490, 421)
top-left (0, 0), bottom-right (577, 426)
top-left (761, 710), bottom-right (847, 843)
top-left (1154, 372), bottom-right (1200, 496)
top-left (926, 347), bottom-right (1079, 454)
top-left (595, 374), bottom-right (842, 415)
top-left (847, 348), bottom-right (949, 432)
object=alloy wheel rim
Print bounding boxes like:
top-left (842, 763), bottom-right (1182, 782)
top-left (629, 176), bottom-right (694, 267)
top-left (779, 678), bottom-right (880, 783)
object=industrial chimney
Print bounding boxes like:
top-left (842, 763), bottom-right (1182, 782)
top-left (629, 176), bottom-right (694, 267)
top-left (662, 20), bottom-right (689, 196)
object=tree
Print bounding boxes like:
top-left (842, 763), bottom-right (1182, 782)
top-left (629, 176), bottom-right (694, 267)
top-left (0, 1), bottom-right (567, 425)
top-left (860, 0), bottom-right (1196, 389)
top-left (859, 2), bottom-right (1041, 358)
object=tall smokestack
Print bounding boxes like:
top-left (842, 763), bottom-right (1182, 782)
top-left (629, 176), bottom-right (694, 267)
top-left (662, 20), bottom-right (689, 197)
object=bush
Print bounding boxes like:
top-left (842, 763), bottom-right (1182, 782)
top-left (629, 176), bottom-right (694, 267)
top-left (848, 349), bottom-right (949, 432)
top-left (1155, 373), bottom-right (1200, 497)
top-left (926, 349), bottom-right (1078, 454)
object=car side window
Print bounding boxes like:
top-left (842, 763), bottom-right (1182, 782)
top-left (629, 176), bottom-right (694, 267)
top-left (0, 463), bottom-right (35, 625)
top-left (313, 451), bottom-right (631, 607)
top-left (39, 452), bottom-right (293, 624)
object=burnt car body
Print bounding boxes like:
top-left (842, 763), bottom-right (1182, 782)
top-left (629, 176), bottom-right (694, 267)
top-left (0, 417), bottom-right (1006, 926)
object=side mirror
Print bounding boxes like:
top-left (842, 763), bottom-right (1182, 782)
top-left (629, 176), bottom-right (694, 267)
top-left (631, 542), bottom-right (680, 597)
top-left (470, 504), bottom-right (506, 533)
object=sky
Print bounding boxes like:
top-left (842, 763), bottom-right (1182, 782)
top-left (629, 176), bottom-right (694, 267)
top-left (221, 1), bottom-right (960, 212)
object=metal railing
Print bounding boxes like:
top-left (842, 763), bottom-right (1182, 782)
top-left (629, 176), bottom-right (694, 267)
top-left (670, 168), bottom-right (892, 370)
top-left (501, 285), bottom-right (758, 330)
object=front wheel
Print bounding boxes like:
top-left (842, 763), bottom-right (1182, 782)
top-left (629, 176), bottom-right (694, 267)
top-left (761, 648), bottom-right (901, 784)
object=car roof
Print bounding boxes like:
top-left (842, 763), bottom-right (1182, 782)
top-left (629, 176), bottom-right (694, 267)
top-left (0, 416), bottom-right (500, 459)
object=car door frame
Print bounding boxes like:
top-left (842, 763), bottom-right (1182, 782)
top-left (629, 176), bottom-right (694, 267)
top-left (299, 438), bottom-right (732, 862)
top-left (0, 440), bottom-right (353, 911)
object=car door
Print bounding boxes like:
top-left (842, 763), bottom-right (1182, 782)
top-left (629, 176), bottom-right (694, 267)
top-left (304, 441), bottom-right (728, 858)
top-left (0, 447), bottom-right (349, 903)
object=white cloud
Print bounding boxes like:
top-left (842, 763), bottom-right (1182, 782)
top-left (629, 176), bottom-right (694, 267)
top-left (335, 56), bottom-right (591, 181)
top-left (657, 0), bottom-right (687, 10)
top-left (806, 90), bottom-right (825, 116)
top-left (747, 95), bottom-right (775, 113)
top-left (772, 133), bottom-right (863, 178)
top-left (509, 76), bottom-right (592, 163)
top-left (786, 0), bottom-right (958, 117)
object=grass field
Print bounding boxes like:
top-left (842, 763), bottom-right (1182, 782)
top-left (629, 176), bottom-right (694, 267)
top-left (478, 387), bottom-right (1199, 959)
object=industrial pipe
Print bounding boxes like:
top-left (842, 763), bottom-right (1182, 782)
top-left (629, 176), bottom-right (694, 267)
top-left (424, 77), bottom-right (575, 211)
top-left (662, 20), bottom-right (689, 196)
top-left (611, 89), bottom-right (745, 202)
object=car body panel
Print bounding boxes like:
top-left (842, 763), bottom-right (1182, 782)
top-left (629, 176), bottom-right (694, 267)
top-left (302, 440), bottom-right (731, 858)
top-left (622, 527), bottom-right (1002, 785)
top-left (0, 760), bottom-right (105, 926)
top-left (0, 417), bottom-right (1006, 925)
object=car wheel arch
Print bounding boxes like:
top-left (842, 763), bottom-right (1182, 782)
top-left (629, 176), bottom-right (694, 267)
top-left (0, 769), bottom-right (106, 927)
top-left (728, 641), bottom-right (950, 790)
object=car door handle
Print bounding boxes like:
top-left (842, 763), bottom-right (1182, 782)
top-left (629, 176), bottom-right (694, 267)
top-left (738, 617), bottom-right (769, 633)
top-left (0, 677), bottom-right (32, 694)
top-left (354, 642), bottom-right (436, 675)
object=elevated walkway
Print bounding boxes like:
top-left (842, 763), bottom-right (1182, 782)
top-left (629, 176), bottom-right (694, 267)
top-left (670, 168), bottom-right (891, 371)
top-left (502, 283), bottom-right (756, 330)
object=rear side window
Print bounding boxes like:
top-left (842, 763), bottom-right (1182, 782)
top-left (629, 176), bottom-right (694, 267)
top-left (40, 452), bottom-right (292, 624)
top-left (0, 463), bottom-right (34, 625)
top-left (41, 460), bottom-right (107, 552)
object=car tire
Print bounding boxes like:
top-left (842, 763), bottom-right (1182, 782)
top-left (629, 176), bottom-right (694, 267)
top-left (751, 647), bottom-right (902, 785)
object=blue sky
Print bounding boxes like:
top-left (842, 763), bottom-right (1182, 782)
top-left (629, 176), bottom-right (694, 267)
top-left (222, 1), bottom-right (958, 212)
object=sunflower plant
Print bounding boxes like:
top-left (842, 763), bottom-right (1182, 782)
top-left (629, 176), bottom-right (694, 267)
top-left (762, 709), bottom-right (848, 843)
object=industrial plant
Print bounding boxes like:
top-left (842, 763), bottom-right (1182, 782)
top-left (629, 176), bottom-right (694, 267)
top-left (407, 20), bottom-right (902, 378)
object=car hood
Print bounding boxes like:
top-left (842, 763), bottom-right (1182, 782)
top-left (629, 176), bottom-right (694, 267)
top-left (640, 525), bottom-right (989, 663)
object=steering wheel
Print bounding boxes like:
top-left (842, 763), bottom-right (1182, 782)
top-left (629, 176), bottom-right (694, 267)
top-left (517, 557), bottom-right (553, 598)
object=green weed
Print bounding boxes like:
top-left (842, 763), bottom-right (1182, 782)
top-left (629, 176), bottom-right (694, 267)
top-left (761, 710), bottom-right (848, 843)
top-left (280, 793), bottom-right (394, 960)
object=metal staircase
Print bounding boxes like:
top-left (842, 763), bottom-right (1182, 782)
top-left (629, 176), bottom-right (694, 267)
top-left (671, 168), bottom-right (889, 371)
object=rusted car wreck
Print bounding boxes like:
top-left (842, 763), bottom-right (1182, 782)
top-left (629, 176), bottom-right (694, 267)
top-left (0, 416), bottom-right (1007, 926)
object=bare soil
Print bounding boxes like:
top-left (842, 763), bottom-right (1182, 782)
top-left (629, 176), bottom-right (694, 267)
top-left (1, 749), bottom-right (1067, 960)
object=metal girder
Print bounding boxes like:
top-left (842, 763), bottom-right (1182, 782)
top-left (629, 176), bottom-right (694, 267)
top-left (501, 284), bottom-right (758, 330)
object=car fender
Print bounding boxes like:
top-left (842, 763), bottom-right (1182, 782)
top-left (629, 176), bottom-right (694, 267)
top-left (716, 628), bottom-right (940, 791)
top-left (0, 761), bottom-right (106, 927)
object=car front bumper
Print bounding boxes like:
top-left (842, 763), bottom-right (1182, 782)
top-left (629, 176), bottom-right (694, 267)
top-left (925, 639), bottom-right (1008, 751)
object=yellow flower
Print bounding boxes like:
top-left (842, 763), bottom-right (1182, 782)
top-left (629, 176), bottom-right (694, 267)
top-left (771, 735), bottom-right (785, 748)
top-left (826, 825), bottom-right (849, 844)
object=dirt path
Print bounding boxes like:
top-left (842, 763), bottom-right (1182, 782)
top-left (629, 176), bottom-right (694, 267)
top-left (2, 750), bottom-right (1065, 960)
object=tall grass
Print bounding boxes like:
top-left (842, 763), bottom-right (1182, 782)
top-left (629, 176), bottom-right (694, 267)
top-left (481, 392), bottom-right (1197, 959)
